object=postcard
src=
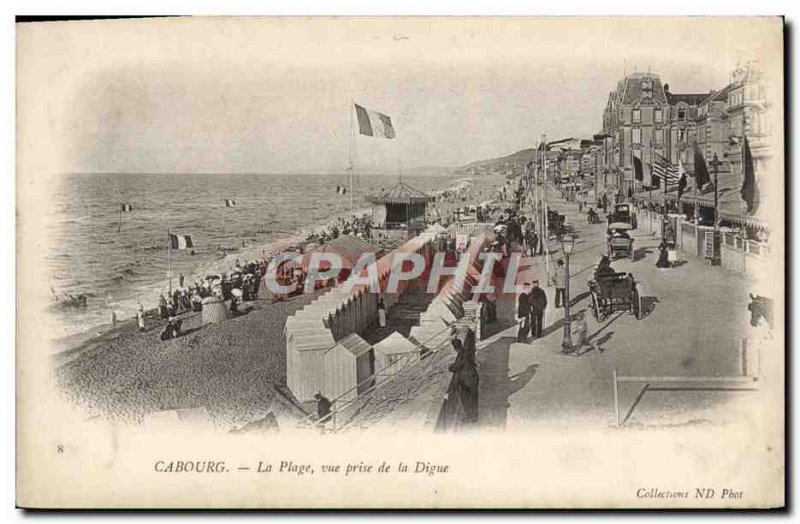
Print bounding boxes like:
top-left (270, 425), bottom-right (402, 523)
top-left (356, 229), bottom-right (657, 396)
top-left (16, 16), bottom-right (784, 509)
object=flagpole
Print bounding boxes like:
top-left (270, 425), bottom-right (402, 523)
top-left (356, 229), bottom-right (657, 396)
top-left (166, 228), bottom-right (172, 296)
top-left (349, 100), bottom-right (354, 213)
top-left (542, 133), bottom-right (551, 284)
top-left (742, 102), bottom-right (747, 192)
top-left (117, 205), bottom-right (122, 233)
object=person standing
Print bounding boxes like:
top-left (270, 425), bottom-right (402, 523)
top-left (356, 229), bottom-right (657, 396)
top-left (314, 393), bottom-right (332, 429)
top-left (516, 283), bottom-right (531, 342)
top-left (158, 294), bottom-right (168, 319)
top-left (553, 259), bottom-right (567, 308)
top-left (664, 222), bottom-right (676, 247)
top-left (377, 298), bottom-right (387, 328)
top-left (569, 310), bottom-right (599, 354)
top-left (136, 302), bottom-right (145, 332)
top-left (448, 328), bottom-right (479, 425)
top-left (529, 280), bottom-right (548, 339)
top-left (178, 273), bottom-right (185, 288)
top-left (525, 227), bottom-right (537, 257)
top-left (456, 328), bottom-right (479, 424)
top-left (655, 241), bottom-right (671, 268)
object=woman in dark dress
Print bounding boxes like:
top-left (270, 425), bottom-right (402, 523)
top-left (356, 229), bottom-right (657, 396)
top-left (449, 327), bottom-right (479, 424)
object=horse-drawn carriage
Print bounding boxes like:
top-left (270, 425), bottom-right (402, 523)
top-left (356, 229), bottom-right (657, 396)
top-left (547, 209), bottom-right (565, 234)
top-left (607, 222), bottom-right (634, 260)
top-left (609, 203), bottom-right (637, 229)
top-left (588, 271), bottom-right (642, 321)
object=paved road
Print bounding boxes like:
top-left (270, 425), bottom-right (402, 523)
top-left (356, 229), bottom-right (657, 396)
top-left (476, 185), bottom-right (764, 430)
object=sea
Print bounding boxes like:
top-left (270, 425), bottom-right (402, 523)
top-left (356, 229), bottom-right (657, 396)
top-left (45, 172), bottom-right (467, 340)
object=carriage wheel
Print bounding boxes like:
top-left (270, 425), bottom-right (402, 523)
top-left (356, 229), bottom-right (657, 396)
top-left (632, 287), bottom-right (641, 319)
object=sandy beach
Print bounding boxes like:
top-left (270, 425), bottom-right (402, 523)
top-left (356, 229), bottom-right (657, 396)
top-left (51, 173), bottom-right (508, 429)
top-left (53, 292), bottom-right (323, 428)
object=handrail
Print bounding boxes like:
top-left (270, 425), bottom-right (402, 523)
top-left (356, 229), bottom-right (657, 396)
top-left (295, 350), bottom-right (416, 429)
top-left (296, 322), bottom-right (457, 430)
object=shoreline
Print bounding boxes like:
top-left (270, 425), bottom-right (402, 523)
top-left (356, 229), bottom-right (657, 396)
top-left (51, 173), bottom-right (509, 426)
top-left (48, 173), bottom-right (497, 346)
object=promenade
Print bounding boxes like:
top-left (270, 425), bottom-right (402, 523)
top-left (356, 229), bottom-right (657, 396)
top-left (475, 185), bottom-right (769, 430)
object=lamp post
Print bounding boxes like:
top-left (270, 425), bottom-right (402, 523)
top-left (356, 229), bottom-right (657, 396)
top-left (560, 234), bottom-right (576, 353)
top-left (709, 153), bottom-right (723, 266)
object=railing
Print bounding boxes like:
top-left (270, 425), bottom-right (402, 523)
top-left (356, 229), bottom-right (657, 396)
top-left (611, 339), bottom-right (760, 427)
top-left (295, 323), bottom-right (455, 433)
top-left (448, 222), bottom-right (494, 238)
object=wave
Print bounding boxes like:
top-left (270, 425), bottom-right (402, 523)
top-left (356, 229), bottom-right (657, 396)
top-left (45, 173), bottom-right (476, 340)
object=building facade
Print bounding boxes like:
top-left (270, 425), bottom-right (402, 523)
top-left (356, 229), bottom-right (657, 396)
top-left (724, 61), bottom-right (773, 212)
top-left (695, 85), bottom-right (733, 171)
top-left (601, 72), bottom-right (674, 195)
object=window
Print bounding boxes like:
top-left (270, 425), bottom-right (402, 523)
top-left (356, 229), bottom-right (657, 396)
top-left (632, 127), bottom-right (642, 144)
top-left (642, 80), bottom-right (653, 91)
top-left (677, 107), bottom-right (686, 120)
top-left (632, 108), bottom-right (641, 124)
top-left (654, 128), bottom-right (664, 144)
top-left (619, 109), bottom-right (624, 120)
top-left (678, 128), bottom-right (686, 142)
top-left (654, 108), bottom-right (663, 124)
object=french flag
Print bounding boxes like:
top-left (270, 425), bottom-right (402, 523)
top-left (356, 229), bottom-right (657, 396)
top-left (121, 203), bottom-right (132, 212)
top-left (355, 104), bottom-right (396, 139)
top-left (169, 233), bottom-right (194, 250)
top-left (225, 199), bottom-right (236, 207)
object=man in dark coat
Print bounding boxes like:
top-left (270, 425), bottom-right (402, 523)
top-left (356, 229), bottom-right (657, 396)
top-left (525, 228), bottom-right (538, 257)
top-left (529, 280), bottom-right (548, 339)
top-left (516, 284), bottom-right (531, 342)
top-left (314, 393), bottom-right (332, 425)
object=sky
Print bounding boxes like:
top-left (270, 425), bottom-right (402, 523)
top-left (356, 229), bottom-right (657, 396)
top-left (17, 17), bottom-right (781, 175)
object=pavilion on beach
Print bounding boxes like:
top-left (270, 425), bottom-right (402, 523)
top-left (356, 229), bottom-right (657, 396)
top-left (368, 181), bottom-right (433, 241)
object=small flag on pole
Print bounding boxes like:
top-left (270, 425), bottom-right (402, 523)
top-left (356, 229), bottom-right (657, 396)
top-left (121, 203), bottom-right (132, 212)
top-left (740, 136), bottom-right (759, 214)
top-left (693, 144), bottom-right (711, 191)
top-left (354, 104), bottom-right (396, 139)
top-left (336, 185), bottom-right (347, 195)
top-left (169, 233), bottom-right (194, 250)
top-left (225, 199), bottom-right (236, 207)
top-left (633, 155), bottom-right (644, 182)
top-left (677, 159), bottom-right (687, 201)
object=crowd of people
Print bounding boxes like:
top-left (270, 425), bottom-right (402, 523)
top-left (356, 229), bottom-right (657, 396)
top-left (304, 214), bottom-right (373, 244)
top-left (156, 260), bottom-right (265, 321)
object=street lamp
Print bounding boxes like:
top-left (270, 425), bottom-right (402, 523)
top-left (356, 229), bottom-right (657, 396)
top-left (709, 153), bottom-right (724, 266)
top-left (560, 234), bottom-right (576, 353)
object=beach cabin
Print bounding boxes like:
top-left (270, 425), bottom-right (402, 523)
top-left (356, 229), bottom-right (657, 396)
top-left (322, 333), bottom-right (375, 402)
top-left (373, 331), bottom-right (420, 376)
top-left (368, 182), bottom-right (433, 241)
top-left (201, 296), bottom-right (230, 325)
